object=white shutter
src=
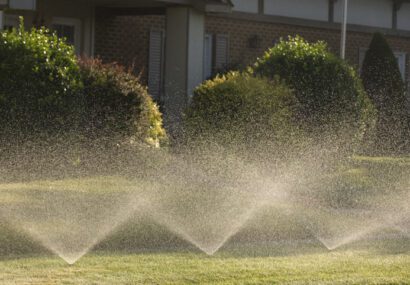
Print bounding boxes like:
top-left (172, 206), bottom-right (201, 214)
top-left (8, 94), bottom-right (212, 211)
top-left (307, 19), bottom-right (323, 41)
top-left (148, 30), bottom-right (164, 100)
top-left (203, 34), bottom-right (213, 80)
top-left (394, 52), bottom-right (406, 81)
top-left (214, 34), bottom-right (229, 71)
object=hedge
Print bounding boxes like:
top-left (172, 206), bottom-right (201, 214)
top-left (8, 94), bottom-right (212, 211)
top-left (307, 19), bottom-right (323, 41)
top-left (184, 71), bottom-right (301, 156)
top-left (253, 36), bottom-right (375, 144)
top-left (79, 58), bottom-right (166, 147)
top-left (0, 18), bottom-right (81, 136)
top-left (0, 19), bottom-right (166, 148)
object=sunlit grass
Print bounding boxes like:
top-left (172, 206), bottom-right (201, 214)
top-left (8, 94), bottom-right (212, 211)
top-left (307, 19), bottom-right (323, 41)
top-left (0, 249), bottom-right (409, 285)
top-left (0, 176), bottom-right (135, 195)
top-left (0, 157), bottom-right (408, 283)
top-left (353, 155), bottom-right (410, 165)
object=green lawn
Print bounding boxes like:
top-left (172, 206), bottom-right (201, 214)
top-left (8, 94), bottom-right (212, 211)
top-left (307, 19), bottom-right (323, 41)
top-left (0, 155), bottom-right (409, 284)
top-left (1, 248), bottom-right (410, 285)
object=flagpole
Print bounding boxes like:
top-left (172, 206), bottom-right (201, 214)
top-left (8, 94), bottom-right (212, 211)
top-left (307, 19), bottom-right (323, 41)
top-left (340, 0), bottom-right (348, 59)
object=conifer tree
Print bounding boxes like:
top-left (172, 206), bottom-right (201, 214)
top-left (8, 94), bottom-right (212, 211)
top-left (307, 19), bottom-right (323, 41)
top-left (361, 32), bottom-right (408, 153)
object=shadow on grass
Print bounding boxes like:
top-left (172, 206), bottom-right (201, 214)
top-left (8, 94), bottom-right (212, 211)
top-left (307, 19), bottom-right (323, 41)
top-left (1, 216), bottom-right (409, 262)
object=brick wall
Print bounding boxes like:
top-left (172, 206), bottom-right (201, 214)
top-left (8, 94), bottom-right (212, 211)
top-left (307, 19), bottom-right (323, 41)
top-left (94, 13), bottom-right (410, 84)
top-left (94, 14), bottom-right (165, 84)
top-left (205, 15), bottom-right (410, 83)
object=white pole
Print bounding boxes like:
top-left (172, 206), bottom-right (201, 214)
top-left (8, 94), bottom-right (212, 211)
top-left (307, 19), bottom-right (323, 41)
top-left (340, 0), bottom-right (348, 59)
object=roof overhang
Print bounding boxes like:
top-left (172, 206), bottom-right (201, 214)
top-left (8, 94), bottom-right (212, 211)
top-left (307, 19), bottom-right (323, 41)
top-left (3, 0), bottom-right (232, 14)
top-left (155, 0), bottom-right (232, 13)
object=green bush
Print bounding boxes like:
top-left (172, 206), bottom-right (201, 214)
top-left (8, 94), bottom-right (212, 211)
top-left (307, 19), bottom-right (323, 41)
top-left (253, 36), bottom-right (375, 141)
top-left (0, 19), bottom-right (165, 148)
top-left (0, 19), bottom-right (81, 136)
top-left (184, 71), bottom-right (301, 154)
top-left (361, 32), bottom-right (408, 154)
top-left (79, 58), bottom-right (166, 147)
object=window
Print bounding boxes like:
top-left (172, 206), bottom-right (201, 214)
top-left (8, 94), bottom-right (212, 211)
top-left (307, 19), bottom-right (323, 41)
top-left (53, 24), bottom-right (75, 45)
top-left (9, 0), bottom-right (36, 10)
top-left (359, 48), bottom-right (406, 81)
top-left (52, 17), bottom-right (82, 54)
top-left (3, 14), bottom-right (19, 31)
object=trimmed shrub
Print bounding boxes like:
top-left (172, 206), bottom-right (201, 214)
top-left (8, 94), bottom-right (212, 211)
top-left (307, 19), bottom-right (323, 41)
top-left (361, 32), bottom-right (408, 154)
top-left (253, 36), bottom-right (375, 142)
top-left (0, 19), bottom-right (166, 149)
top-left (79, 58), bottom-right (166, 147)
top-left (184, 71), bottom-right (301, 155)
top-left (0, 19), bottom-right (81, 136)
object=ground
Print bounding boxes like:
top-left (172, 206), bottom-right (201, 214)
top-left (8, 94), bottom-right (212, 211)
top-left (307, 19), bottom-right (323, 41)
top-left (1, 247), bottom-right (410, 285)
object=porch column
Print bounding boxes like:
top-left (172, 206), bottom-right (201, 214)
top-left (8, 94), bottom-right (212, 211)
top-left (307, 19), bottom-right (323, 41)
top-left (163, 7), bottom-right (204, 129)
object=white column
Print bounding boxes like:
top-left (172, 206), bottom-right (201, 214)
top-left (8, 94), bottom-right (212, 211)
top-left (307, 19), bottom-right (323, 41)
top-left (163, 7), bottom-right (205, 127)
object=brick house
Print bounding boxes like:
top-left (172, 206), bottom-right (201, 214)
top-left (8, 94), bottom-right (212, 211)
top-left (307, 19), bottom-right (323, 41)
top-left (1, 0), bottom-right (410, 125)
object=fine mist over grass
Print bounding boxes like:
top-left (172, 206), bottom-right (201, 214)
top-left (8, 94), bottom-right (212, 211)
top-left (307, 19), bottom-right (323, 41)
top-left (0, 131), bottom-right (409, 264)
top-left (0, 21), bottom-right (407, 274)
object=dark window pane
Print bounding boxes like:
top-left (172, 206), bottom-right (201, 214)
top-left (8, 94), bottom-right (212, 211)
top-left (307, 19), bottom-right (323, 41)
top-left (52, 24), bottom-right (75, 46)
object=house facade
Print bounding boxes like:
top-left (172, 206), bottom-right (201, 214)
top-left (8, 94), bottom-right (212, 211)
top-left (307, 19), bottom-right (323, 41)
top-left (2, 0), bottom-right (410, 125)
